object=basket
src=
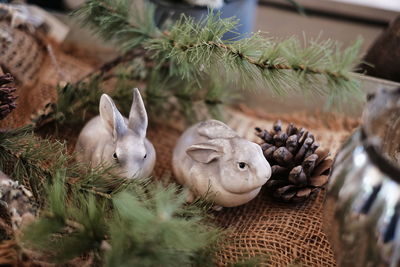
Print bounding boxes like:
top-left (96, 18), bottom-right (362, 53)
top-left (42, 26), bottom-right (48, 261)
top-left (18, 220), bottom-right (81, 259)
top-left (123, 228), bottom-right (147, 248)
top-left (0, 18), bottom-right (92, 130)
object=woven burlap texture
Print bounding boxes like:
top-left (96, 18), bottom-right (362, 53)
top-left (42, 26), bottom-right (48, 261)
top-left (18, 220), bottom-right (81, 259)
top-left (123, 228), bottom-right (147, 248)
top-left (146, 110), bottom-right (355, 267)
top-left (4, 112), bottom-right (345, 266)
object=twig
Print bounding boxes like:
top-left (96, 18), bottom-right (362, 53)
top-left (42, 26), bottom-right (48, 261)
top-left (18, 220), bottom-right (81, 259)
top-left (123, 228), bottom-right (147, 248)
top-left (46, 44), bottom-right (68, 82)
top-left (42, 211), bottom-right (84, 231)
top-left (80, 187), bottom-right (112, 199)
top-left (76, 48), bottom-right (147, 84)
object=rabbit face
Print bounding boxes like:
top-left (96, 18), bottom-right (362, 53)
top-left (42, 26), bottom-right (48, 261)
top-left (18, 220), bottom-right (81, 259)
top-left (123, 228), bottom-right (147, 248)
top-left (186, 138), bottom-right (271, 195)
top-left (174, 120), bottom-right (272, 208)
top-left (99, 89), bottom-right (155, 179)
top-left (113, 134), bottom-right (151, 178)
top-left (219, 139), bottom-right (271, 194)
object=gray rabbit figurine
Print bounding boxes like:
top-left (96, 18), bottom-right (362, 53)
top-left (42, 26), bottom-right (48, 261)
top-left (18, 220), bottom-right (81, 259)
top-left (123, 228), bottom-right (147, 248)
top-left (172, 120), bottom-right (271, 209)
top-left (75, 88), bottom-right (156, 179)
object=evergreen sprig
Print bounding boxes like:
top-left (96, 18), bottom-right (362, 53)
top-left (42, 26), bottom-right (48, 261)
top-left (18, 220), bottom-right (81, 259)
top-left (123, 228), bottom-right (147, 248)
top-left (74, 0), bottom-right (363, 106)
top-left (64, 0), bottom-right (362, 125)
top-left (53, 72), bottom-right (138, 125)
top-left (0, 127), bottom-right (220, 265)
top-left (72, 0), bottom-right (159, 52)
top-left (23, 173), bottom-right (220, 265)
top-left (0, 127), bottom-right (67, 206)
top-left (105, 184), bottom-right (219, 266)
top-left (53, 63), bottom-right (229, 125)
top-left (148, 15), bottom-right (363, 102)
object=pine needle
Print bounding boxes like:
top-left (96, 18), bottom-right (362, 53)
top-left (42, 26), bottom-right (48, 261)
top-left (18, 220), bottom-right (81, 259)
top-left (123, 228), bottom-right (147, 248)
top-left (0, 127), bottom-right (220, 265)
top-left (74, 0), bottom-right (363, 107)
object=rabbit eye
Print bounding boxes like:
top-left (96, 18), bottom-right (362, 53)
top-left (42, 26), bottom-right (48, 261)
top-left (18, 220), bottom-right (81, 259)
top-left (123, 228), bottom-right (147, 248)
top-left (144, 154), bottom-right (147, 159)
top-left (238, 162), bottom-right (247, 169)
top-left (113, 153), bottom-right (119, 162)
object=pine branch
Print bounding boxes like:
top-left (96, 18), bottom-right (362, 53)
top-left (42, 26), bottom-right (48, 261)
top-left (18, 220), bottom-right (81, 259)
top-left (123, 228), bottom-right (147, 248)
top-left (52, 60), bottom-right (227, 126)
top-left (0, 127), bottom-right (67, 206)
top-left (105, 184), bottom-right (220, 266)
top-left (37, 1), bottom-right (359, 129)
top-left (147, 15), bottom-right (363, 101)
top-left (23, 171), bottom-right (220, 265)
top-left (75, 0), bottom-right (363, 106)
top-left (169, 39), bottom-right (349, 80)
top-left (0, 128), bottom-right (139, 207)
top-left (72, 0), bottom-right (159, 52)
top-left (0, 129), bottom-right (220, 265)
top-left (75, 48), bottom-right (147, 84)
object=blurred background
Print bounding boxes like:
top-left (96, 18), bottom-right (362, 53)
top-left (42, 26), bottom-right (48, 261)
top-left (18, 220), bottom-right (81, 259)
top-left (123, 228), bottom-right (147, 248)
top-left (16, 0), bottom-right (398, 54)
top-left (1, 0), bottom-right (397, 115)
top-left (2, 0), bottom-right (399, 99)
top-left (6, 0), bottom-right (396, 84)
top-left (256, 0), bottom-right (399, 54)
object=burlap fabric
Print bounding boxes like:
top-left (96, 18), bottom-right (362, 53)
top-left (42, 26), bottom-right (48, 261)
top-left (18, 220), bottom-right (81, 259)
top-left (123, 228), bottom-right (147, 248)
top-left (217, 111), bottom-right (353, 266)
top-left (0, 13), bottom-right (361, 267)
top-left (134, 106), bottom-right (359, 267)
top-left (36, 107), bottom-right (352, 267)
top-left (3, 109), bottom-right (353, 266)
top-left (146, 110), bottom-right (357, 266)
top-left (2, 67), bottom-right (352, 267)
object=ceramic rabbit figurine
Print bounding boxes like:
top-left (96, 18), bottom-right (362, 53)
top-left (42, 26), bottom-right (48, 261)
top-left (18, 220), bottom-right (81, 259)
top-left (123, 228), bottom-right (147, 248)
top-left (172, 120), bottom-right (271, 209)
top-left (75, 88), bottom-right (156, 179)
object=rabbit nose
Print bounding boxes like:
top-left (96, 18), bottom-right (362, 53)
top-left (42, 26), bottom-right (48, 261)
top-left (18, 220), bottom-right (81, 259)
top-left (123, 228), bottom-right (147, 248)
top-left (258, 157), bottom-right (271, 173)
top-left (257, 164), bottom-right (271, 184)
top-left (255, 168), bottom-right (270, 185)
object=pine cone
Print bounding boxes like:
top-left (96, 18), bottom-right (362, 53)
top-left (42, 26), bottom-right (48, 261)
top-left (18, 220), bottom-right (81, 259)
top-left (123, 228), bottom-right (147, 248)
top-left (255, 120), bottom-right (332, 203)
top-left (0, 171), bottom-right (36, 232)
top-left (0, 74), bottom-right (17, 120)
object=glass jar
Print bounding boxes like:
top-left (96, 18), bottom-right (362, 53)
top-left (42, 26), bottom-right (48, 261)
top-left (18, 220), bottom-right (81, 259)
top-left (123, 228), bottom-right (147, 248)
top-left (325, 88), bottom-right (400, 267)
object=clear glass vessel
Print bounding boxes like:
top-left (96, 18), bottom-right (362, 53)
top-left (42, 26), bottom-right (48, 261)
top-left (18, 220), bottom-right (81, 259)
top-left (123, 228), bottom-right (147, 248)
top-left (325, 88), bottom-right (400, 267)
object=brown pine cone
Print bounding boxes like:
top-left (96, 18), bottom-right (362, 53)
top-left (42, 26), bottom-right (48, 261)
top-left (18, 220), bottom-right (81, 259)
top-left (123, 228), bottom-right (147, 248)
top-left (0, 74), bottom-right (17, 120)
top-left (255, 120), bottom-right (332, 203)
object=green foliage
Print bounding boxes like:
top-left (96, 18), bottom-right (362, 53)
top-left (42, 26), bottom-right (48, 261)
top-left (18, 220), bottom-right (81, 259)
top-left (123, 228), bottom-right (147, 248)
top-left (72, 0), bottom-right (159, 52)
top-left (147, 15), bottom-right (363, 103)
top-left (54, 62), bottom-right (229, 125)
top-left (0, 127), bottom-right (68, 206)
top-left (0, 127), bottom-right (220, 265)
top-left (24, 175), bottom-right (109, 262)
top-left (52, 0), bottom-right (363, 127)
top-left (53, 76), bottom-right (103, 124)
top-left (23, 172), bottom-right (220, 265)
top-left (54, 72), bottom-right (139, 125)
top-left (106, 184), bottom-right (219, 267)
top-left (74, 0), bottom-right (363, 111)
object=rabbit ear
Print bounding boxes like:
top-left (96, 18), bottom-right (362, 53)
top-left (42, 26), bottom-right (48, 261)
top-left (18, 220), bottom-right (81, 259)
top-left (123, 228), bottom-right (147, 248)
top-left (128, 88), bottom-right (148, 138)
top-left (100, 94), bottom-right (127, 141)
top-left (186, 141), bottom-right (223, 163)
top-left (197, 120), bottom-right (238, 139)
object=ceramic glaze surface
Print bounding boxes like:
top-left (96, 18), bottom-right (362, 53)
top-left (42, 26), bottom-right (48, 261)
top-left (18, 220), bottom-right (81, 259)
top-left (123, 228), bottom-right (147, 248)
top-left (172, 120), bottom-right (271, 209)
top-left (75, 88), bottom-right (156, 179)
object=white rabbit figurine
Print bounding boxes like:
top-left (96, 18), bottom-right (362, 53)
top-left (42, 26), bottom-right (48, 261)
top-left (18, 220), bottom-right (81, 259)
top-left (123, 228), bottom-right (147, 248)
top-left (172, 120), bottom-right (271, 209)
top-left (75, 88), bottom-right (156, 179)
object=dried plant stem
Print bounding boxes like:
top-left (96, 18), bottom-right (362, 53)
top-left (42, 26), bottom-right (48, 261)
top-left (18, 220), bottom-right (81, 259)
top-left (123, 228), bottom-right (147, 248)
top-left (80, 187), bottom-right (112, 199)
top-left (76, 49), bottom-right (146, 84)
top-left (42, 211), bottom-right (84, 231)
